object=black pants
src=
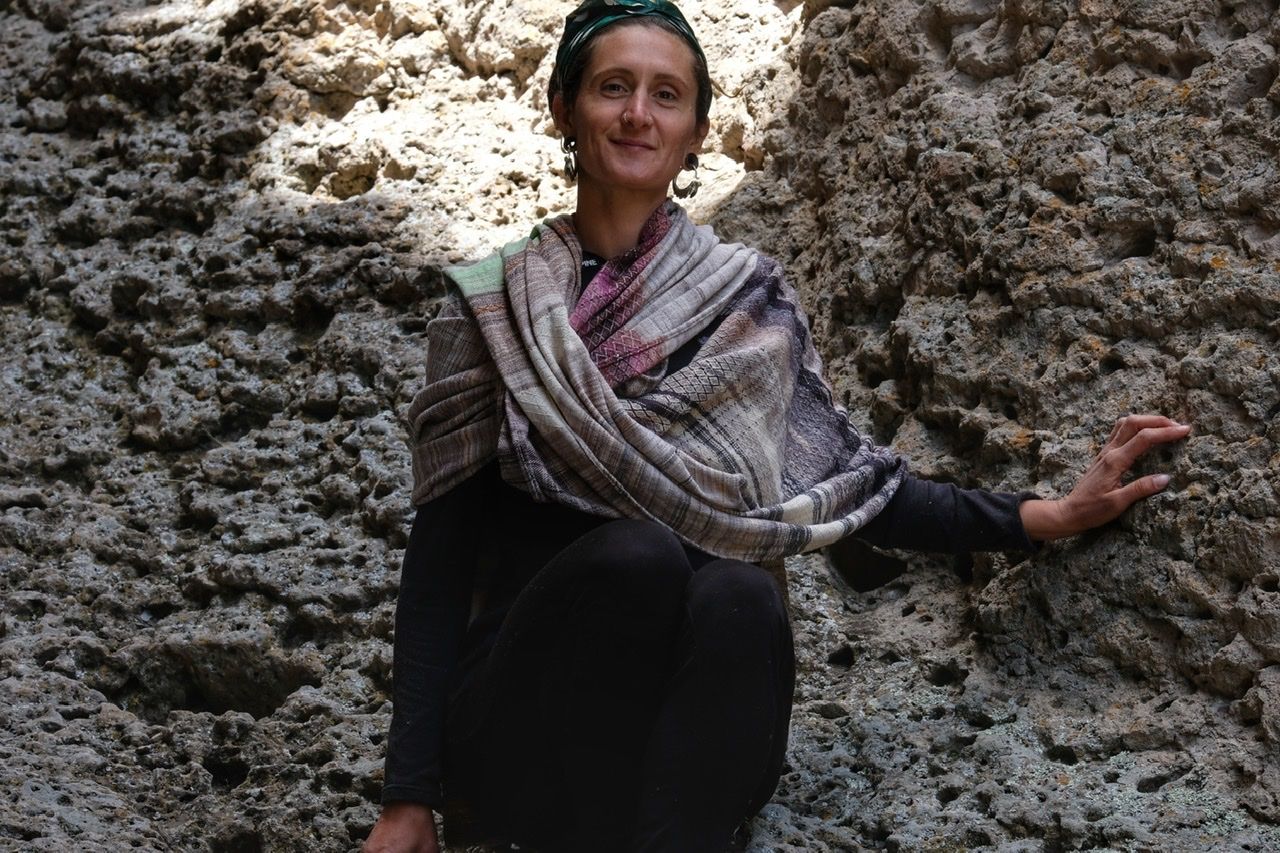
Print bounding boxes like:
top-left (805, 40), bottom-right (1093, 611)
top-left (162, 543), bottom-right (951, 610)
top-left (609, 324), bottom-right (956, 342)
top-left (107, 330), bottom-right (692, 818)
top-left (442, 519), bottom-right (796, 852)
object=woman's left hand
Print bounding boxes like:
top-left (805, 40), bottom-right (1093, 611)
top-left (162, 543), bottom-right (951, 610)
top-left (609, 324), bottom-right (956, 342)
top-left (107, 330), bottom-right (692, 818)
top-left (1020, 414), bottom-right (1192, 542)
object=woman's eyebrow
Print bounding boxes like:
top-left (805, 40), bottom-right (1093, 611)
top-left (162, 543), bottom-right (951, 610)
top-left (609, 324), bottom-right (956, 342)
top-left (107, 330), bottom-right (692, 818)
top-left (589, 66), bottom-right (691, 86)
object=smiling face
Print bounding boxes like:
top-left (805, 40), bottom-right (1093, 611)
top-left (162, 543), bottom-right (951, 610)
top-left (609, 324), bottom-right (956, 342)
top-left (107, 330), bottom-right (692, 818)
top-left (552, 22), bottom-right (709, 201)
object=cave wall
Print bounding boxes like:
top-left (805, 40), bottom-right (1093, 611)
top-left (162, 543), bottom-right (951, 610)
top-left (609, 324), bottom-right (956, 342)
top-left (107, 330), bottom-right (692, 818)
top-left (0, 0), bottom-right (1276, 849)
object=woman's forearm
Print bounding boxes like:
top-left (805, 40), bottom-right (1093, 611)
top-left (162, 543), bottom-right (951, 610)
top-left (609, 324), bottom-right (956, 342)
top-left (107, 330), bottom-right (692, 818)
top-left (381, 472), bottom-right (486, 808)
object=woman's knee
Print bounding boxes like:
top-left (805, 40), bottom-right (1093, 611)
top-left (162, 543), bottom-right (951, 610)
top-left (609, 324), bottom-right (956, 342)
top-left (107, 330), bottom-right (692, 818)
top-left (560, 518), bottom-right (692, 607)
top-left (687, 560), bottom-right (788, 635)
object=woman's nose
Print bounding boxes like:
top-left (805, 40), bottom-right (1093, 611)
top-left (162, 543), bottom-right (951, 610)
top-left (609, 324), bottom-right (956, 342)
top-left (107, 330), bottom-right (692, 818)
top-left (622, 93), bottom-right (653, 128)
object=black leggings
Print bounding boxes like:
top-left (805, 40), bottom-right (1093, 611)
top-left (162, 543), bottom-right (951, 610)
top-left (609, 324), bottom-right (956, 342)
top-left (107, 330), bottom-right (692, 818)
top-left (442, 519), bottom-right (796, 852)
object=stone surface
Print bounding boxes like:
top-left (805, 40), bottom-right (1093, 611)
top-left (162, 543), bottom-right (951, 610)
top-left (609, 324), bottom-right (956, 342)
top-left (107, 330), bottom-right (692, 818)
top-left (0, 0), bottom-right (1276, 849)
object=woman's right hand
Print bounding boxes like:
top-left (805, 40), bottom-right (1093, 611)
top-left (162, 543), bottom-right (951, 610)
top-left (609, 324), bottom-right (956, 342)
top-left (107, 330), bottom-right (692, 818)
top-left (363, 802), bottom-right (440, 853)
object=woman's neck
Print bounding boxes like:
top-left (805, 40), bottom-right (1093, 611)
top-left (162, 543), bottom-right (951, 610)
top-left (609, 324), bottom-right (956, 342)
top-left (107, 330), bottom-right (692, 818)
top-left (572, 183), bottom-right (668, 260)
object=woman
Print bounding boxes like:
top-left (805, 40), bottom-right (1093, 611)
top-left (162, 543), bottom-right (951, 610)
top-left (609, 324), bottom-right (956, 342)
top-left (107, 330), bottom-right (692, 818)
top-left (364, 2), bottom-right (1190, 851)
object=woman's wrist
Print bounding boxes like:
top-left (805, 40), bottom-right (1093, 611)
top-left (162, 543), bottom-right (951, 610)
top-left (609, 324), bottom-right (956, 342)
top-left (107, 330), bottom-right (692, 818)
top-left (1019, 498), bottom-right (1074, 542)
top-left (383, 801), bottom-right (434, 817)
top-left (364, 801), bottom-right (438, 853)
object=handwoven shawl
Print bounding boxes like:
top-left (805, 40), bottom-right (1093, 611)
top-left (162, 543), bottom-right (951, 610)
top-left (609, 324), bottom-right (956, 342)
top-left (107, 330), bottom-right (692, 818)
top-left (407, 202), bottom-right (905, 562)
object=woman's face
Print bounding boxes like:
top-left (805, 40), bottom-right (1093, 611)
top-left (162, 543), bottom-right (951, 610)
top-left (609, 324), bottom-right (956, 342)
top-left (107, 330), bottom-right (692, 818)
top-left (553, 23), bottom-right (709, 198)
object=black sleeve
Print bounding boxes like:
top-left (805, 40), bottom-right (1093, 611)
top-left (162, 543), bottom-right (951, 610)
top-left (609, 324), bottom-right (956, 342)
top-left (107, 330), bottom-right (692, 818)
top-left (380, 472), bottom-right (485, 809)
top-left (854, 473), bottom-right (1039, 554)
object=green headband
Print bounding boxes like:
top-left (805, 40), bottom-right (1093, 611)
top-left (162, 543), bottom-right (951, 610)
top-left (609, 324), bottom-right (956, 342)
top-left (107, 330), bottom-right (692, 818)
top-left (551, 0), bottom-right (707, 102)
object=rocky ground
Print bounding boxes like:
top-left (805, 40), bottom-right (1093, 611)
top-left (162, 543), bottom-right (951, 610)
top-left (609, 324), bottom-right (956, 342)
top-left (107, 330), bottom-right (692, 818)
top-left (0, 0), bottom-right (1276, 850)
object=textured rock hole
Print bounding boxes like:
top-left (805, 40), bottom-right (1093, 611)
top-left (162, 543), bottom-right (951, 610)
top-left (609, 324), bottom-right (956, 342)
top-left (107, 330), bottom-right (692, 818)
top-left (178, 502), bottom-right (219, 532)
top-left (825, 537), bottom-right (907, 592)
top-left (1045, 744), bottom-right (1078, 765)
top-left (1165, 54), bottom-right (1208, 81)
top-left (0, 587), bottom-right (32, 625)
top-left (309, 91), bottom-right (359, 121)
top-left (112, 644), bottom-right (322, 722)
top-left (1085, 97), bottom-right (1113, 117)
top-left (937, 785), bottom-right (961, 804)
top-left (8, 824), bottom-right (41, 842)
top-left (1050, 175), bottom-right (1084, 204)
top-left (1113, 225), bottom-right (1157, 260)
top-left (1104, 770), bottom-right (1120, 783)
top-left (901, 602), bottom-right (916, 616)
top-left (282, 615), bottom-right (317, 648)
top-left (923, 11), bottom-right (956, 57)
top-left (1137, 766), bottom-right (1190, 793)
top-left (291, 292), bottom-right (335, 333)
top-left (965, 829), bottom-right (993, 846)
top-left (926, 660), bottom-right (968, 687)
top-left (827, 644), bottom-right (855, 667)
top-left (295, 164), bottom-right (325, 194)
top-left (331, 166), bottom-right (377, 200)
top-left (203, 754), bottom-right (250, 790)
top-left (203, 255), bottom-right (230, 274)
top-left (210, 827), bottom-right (262, 853)
top-left (885, 581), bottom-right (910, 598)
top-left (1257, 575), bottom-right (1279, 593)
top-left (58, 703), bottom-right (95, 721)
top-left (1100, 354), bottom-right (1126, 374)
top-left (328, 765), bottom-right (356, 792)
top-left (140, 604), bottom-right (180, 626)
top-left (879, 649), bottom-right (903, 664)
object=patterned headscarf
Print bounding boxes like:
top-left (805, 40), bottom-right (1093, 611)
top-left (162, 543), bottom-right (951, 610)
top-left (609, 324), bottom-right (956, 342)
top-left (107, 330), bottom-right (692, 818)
top-left (550, 0), bottom-right (707, 102)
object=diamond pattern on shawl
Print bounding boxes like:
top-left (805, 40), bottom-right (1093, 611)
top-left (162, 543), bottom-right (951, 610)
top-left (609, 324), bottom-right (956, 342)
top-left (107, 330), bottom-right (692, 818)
top-left (569, 205), bottom-right (672, 386)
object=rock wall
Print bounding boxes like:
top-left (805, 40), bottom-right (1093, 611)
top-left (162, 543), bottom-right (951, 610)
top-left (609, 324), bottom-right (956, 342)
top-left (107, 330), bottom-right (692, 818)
top-left (0, 0), bottom-right (1276, 850)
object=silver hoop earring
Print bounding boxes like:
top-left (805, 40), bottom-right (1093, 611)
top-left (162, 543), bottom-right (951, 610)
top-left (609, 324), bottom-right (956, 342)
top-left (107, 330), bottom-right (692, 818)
top-left (562, 137), bottom-right (578, 182)
top-left (672, 153), bottom-right (700, 199)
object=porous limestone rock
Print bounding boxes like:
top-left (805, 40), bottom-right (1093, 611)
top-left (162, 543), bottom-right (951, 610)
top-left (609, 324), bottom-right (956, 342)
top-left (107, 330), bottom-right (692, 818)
top-left (0, 0), bottom-right (1275, 850)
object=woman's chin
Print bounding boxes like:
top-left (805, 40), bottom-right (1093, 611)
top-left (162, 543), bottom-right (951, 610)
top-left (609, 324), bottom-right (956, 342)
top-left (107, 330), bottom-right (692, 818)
top-left (579, 172), bottom-right (675, 199)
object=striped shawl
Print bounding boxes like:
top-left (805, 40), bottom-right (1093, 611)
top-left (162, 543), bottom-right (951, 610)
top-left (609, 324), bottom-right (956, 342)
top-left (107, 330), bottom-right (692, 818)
top-left (407, 203), bottom-right (904, 562)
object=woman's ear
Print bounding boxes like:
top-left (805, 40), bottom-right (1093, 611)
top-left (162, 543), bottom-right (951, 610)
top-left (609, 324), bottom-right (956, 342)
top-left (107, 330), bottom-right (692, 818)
top-left (689, 118), bottom-right (710, 158)
top-left (551, 93), bottom-right (574, 138)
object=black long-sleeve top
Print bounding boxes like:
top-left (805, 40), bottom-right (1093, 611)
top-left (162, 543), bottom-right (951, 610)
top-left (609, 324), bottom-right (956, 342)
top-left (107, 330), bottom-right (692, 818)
top-left (380, 253), bottom-right (1040, 808)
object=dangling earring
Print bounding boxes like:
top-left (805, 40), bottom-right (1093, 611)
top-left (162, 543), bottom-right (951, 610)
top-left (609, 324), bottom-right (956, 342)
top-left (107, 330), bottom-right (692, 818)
top-left (672, 153), bottom-right (700, 199)
top-left (562, 137), bottom-right (578, 183)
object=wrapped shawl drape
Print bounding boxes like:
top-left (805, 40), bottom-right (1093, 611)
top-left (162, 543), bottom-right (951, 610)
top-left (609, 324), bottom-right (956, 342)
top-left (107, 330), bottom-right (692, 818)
top-left (407, 203), bottom-right (904, 563)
